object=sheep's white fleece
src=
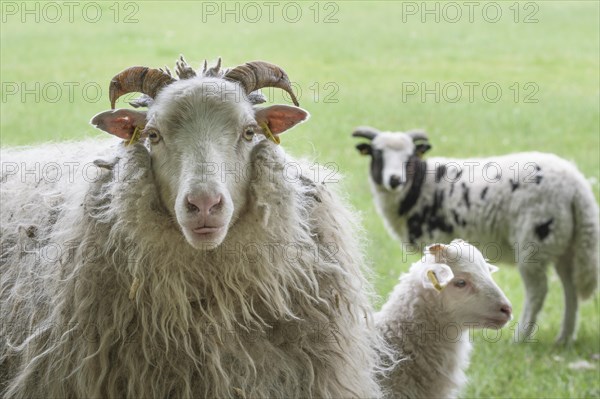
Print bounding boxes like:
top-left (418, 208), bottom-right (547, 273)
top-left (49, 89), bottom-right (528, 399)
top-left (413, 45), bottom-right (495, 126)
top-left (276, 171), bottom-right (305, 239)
top-left (376, 267), bottom-right (471, 399)
top-left (368, 145), bottom-right (599, 343)
top-left (373, 151), bottom-right (599, 299)
top-left (0, 139), bottom-right (390, 398)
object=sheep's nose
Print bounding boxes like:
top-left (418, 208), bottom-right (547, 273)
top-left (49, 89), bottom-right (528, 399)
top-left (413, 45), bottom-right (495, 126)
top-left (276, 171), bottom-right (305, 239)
top-left (389, 175), bottom-right (402, 189)
top-left (186, 194), bottom-right (222, 215)
top-left (500, 304), bottom-right (513, 318)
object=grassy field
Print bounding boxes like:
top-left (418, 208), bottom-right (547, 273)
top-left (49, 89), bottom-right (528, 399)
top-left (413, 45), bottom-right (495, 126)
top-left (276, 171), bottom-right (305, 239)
top-left (1, 1), bottom-right (599, 397)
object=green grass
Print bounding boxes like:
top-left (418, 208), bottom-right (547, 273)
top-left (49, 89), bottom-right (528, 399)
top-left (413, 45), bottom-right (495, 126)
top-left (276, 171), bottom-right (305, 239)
top-left (1, 1), bottom-right (599, 397)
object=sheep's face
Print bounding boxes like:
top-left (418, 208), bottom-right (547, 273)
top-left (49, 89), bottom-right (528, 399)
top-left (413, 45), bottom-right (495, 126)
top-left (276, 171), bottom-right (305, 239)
top-left (146, 79), bottom-right (257, 249)
top-left (355, 131), bottom-right (430, 191)
top-left (420, 240), bottom-right (512, 329)
top-left (91, 78), bottom-right (308, 250)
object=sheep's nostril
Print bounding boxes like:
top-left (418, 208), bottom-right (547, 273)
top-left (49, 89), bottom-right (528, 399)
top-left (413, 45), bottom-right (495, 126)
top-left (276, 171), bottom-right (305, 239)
top-left (208, 195), bottom-right (223, 214)
top-left (186, 198), bottom-right (200, 213)
top-left (389, 175), bottom-right (402, 189)
top-left (500, 304), bottom-right (513, 317)
top-left (186, 194), bottom-right (223, 215)
top-left (186, 202), bottom-right (200, 212)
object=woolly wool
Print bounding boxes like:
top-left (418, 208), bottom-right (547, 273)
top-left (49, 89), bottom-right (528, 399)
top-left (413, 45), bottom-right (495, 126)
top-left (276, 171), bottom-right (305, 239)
top-left (358, 130), bottom-right (599, 343)
top-left (376, 268), bottom-right (472, 399)
top-left (1, 139), bottom-right (391, 398)
top-left (376, 240), bottom-right (511, 399)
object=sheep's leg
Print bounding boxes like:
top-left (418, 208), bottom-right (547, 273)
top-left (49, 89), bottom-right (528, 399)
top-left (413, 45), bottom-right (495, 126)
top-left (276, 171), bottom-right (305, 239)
top-left (554, 253), bottom-right (578, 345)
top-left (517, 262), bottom-right (548, 342)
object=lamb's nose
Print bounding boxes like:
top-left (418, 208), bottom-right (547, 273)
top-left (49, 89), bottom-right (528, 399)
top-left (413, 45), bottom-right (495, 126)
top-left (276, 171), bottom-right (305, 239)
top-left (500, 304), bottom-right (513, 318)
top-left (389, 175), bottom-right (402, 189)
top-left (186, 194), bottom-right (222, 216)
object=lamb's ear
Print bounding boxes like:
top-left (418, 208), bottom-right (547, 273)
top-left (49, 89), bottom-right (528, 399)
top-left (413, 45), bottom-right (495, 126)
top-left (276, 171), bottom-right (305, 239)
top-left (90, 109), bottom-right (147, 140)
top-left (254, 105), bottom-right (309, 135)
top-left (407, 130), bottom-right (431, 158)
top-left (422, 263), bottom-right (454, 292)
top-left (415, 142), bottom-right (432, 158)
top-left (488, 264), bottom-right (500, 274)
top-left (356, 143), bottom-right (372, 156)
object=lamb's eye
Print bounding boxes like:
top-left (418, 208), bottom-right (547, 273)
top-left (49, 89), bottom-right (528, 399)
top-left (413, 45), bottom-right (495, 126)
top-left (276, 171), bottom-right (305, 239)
top-left (454, 279), bottom-right (467, 288)
top-left (145, 129), bottom-right (161, 144)
top-left (243, 127), bottom-right (256, 142)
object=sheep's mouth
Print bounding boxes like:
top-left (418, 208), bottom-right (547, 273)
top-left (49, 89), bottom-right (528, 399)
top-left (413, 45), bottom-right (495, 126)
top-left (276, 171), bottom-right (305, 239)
top-left (193, 226), bottom-right (224, 235)
top-left (181, 223), bottom-right (229, 250)
top-left (189, 225), bottom-right (227, 244)
top-left (482, 318), bottom-right (510, 329)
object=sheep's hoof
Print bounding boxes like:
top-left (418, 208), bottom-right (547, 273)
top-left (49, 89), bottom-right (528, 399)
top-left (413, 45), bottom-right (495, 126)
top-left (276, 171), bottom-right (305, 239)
top-left (554, 334), bottom-right (574, 347)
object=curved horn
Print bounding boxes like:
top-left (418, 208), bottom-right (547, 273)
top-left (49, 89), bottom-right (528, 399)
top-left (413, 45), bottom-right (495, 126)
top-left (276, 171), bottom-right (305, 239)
top-left (407, 130), bottom-right (429, 143)
top-left (352, 126), bottom-right (380, 141)
top-left (109, 66), bottom-right (176, 109)
top-left (224, 61), bottom-right (299, 106)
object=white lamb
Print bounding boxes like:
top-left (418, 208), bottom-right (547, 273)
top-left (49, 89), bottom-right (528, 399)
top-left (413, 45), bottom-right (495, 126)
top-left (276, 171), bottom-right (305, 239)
top-left (376, 239), bottom-right (512, 398)
top-left (353, 126), bottom-right (599, 344)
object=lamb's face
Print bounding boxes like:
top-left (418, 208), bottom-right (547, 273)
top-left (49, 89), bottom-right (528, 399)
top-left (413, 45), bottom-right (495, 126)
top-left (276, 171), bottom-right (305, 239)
top-left (423, 240), bottom-right (513, 329)
top-left (354, 130), bottom-right (430, 191)
top-left (371, 134), bottom-right (415, 190)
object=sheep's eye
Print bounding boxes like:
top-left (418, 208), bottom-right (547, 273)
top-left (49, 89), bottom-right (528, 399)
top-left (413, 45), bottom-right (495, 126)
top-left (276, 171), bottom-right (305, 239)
top-left (454, 279), bottom-right (467, 288)
top-left (242, 127), bottom-right (256, 142)
top-left (146, 129), bottom-right (161, 144)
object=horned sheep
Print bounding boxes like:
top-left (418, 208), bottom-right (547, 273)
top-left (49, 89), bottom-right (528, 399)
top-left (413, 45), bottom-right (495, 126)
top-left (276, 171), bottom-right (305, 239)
top-left (1, 57), bottom-right (395, 398)
top-left (376, 239), bottom-right (512, 398)
top-left (353, 126), bottom-right (599, 344)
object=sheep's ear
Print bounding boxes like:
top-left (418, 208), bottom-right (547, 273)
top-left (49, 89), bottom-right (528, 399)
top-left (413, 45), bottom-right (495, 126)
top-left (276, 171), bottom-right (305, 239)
top-left (90, 109), bottom-right (147, 140)
top-left (488, 264), bottom-right (500, 274)
top-left (422, 263), bottom-right (454, 292)
top-left (415, 142), bottom-right (432, 158)
top-left (254, 105), bottom-right (309, 135)
top-left (355, 143), bottom-right (372, 156)
top-left (407, 130), bottom-right (431, 157)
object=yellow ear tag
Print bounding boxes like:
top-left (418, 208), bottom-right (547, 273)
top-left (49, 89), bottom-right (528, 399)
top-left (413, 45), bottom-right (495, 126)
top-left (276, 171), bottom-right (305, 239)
top-left (259, 122), bottom-right (280, 145)
top-left (127, 125), bottom-right (144, 146)
top-left (427, 270), bottom-right (443, 292)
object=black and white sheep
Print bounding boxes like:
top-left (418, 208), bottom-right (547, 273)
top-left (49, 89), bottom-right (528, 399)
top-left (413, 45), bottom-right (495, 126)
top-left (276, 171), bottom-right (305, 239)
top-left (376, 239), bottom-right (512, 398)
top-left (0, 57), bottom-right (397, 398)
top-left (353, 126), bottom-right (599, 344)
